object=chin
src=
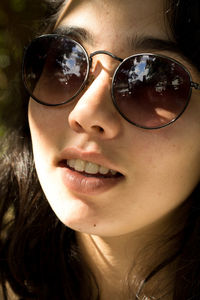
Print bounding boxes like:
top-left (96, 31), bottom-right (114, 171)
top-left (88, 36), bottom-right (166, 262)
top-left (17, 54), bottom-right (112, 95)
top-left (45, 192), bottom-right (99, 231)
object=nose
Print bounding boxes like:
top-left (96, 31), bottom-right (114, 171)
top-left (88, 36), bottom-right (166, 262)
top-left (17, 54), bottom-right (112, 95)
top-left (68, 64), bottom-right (122, 139)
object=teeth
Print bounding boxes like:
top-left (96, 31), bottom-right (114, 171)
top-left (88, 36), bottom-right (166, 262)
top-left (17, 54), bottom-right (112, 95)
top-left (85, 162), bottom-right (99, 174)
top-left (111, 170), bottom-right (117, 175)
top-left (99, 165), bottom-right (110, 174)
top-left (74, 159), bottom-right (85, 172)
top-left (68, 159), bottom-right (76, 168)
top-left (67, 159), bottom-right (117, 175)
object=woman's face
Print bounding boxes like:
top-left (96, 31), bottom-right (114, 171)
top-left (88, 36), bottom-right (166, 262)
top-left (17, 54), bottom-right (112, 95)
top-left (28, 0), bottom-right (200, 236)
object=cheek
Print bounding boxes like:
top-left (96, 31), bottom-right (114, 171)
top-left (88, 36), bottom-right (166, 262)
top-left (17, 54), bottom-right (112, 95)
top-left (131, 91), bottom-right (200, 171)
top-left (124, 110), bottom-right (200, 204)
top-left (28, 100), bottom-right (72, 152)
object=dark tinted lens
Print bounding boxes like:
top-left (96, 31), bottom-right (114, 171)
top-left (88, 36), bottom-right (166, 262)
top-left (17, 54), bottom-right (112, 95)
top-left (23, 35), bottom-right (89, 105)
top-left (112, 54), bottom-right (191, 128)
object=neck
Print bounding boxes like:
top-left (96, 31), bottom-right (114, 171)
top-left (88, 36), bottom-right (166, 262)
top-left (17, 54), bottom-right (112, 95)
top-left (76, 209), bottom-right (184, 300)
top-left (77, 233), bottom-right (131, 300)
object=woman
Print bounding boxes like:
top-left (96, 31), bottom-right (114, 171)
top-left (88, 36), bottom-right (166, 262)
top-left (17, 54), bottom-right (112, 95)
top-left (1, 0), bottom-right (200, 299)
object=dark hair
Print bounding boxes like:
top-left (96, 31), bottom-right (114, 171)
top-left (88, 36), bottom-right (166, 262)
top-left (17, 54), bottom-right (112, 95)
top-left (0, 0), bottom-right (200, 299)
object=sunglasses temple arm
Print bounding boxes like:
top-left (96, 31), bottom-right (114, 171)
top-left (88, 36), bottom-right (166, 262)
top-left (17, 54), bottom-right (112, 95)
top-left (191, 81), bottom-right (200, 90)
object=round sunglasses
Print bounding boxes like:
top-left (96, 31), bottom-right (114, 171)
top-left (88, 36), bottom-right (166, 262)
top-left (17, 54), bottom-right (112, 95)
top-left (22, 34), bottom-right (200, 130)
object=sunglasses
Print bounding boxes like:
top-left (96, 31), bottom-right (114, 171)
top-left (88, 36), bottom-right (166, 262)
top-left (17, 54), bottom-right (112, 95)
top-left (22, 34), bottom-right (200, 129)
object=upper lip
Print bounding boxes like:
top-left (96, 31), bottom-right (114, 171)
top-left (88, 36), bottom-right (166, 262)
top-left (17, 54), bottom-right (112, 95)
top-left (57, 147), bottom-right (124, 175)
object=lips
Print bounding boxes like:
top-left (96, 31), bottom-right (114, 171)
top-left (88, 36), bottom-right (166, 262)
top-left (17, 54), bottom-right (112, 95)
top-left (57, 148), bottom-right (124, 194)
top-left (57, 147), bottom-right (124, 176)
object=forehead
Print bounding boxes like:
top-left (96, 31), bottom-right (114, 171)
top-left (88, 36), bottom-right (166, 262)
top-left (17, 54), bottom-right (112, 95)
top-left (57, 0), bottom-right (170, 49)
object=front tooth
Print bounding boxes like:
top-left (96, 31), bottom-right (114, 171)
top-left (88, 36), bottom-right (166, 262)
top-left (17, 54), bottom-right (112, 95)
top-left (99, 165), bottom-right (109, 175)
top-left (68, 159), bottom-right (76, 168)
top-left (74, 159), bottom-right (86, 172)
top-left (85, 161), bottom-right (99, 174)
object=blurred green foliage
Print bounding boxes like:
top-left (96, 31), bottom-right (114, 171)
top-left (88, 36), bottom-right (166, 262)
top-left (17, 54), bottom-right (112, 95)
top-left (0, 0), bottom-right (47, 134)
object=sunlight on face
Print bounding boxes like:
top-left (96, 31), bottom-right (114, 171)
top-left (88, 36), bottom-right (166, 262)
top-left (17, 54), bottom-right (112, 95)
top-left (28, 0), bottom-right (200, 237)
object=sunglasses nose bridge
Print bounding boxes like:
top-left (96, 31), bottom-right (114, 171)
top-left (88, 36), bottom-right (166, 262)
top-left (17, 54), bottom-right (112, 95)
top-left (88, 51), bottom-right (123, 86)
top-left (89, 50), bottom-right (123, 63)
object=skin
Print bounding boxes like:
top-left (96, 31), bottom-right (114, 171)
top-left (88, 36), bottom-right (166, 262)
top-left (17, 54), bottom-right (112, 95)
top-left (28, 0), bottom-right (200, 298)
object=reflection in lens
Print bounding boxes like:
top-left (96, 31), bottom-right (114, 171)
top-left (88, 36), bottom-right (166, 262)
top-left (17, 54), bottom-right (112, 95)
top-left (23, 35), bottom-right (89, 105)
top-left (112, 55), bottom-right (191, 128)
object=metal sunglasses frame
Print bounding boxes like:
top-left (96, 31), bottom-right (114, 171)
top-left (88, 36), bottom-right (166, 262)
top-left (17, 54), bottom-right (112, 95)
top-left (22, 34), bottom-right (200, 130)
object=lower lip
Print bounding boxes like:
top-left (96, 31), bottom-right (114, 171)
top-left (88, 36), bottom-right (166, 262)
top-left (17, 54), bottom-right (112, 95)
top-left (59, 166), bottom-right (123, 195)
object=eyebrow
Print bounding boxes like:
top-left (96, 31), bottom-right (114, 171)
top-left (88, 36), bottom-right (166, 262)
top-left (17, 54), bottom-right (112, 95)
top-left (53, 26), bottom-right (94, 45)
top-left (53, 25), bottom-right (180, 56)
top-left (130, 35), bottom-right (180, 54)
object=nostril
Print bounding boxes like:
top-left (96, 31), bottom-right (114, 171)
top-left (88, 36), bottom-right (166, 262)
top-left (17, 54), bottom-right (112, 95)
top-left (71, 121), bottom-right (105, 134)
top-left (71, 120), bottom-right (84, 133)
top-left (91, 125), bottom-right (104, 133)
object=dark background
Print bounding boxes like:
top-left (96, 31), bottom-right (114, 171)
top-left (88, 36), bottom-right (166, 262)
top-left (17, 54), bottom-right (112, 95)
top-left (0, 0), bottom-right (47, 134)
